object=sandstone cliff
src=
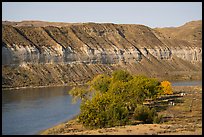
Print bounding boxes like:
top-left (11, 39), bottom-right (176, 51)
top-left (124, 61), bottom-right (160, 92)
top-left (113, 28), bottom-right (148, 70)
top-left (2, 20), bottom-right (202, 89)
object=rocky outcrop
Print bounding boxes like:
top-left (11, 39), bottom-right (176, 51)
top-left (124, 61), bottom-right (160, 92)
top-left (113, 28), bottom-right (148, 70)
top-left (2, 43), bottom-right (202, 65)
top-left (2, 20), bottom-right (202, 89)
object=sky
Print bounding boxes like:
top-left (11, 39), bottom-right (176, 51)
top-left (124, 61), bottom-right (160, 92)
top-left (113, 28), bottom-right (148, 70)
top-left (2, 2), bottom-right (202, 28)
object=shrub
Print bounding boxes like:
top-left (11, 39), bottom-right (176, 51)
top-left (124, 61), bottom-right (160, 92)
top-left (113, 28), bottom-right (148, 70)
top-left (133, 104), bottom-right (161, 124)
top-left (153, 114), bottom-right (163, 124)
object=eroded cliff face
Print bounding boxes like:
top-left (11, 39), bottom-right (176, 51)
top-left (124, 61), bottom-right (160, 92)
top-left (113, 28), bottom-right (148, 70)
top-left (2, 21), bottom-right (202, 89)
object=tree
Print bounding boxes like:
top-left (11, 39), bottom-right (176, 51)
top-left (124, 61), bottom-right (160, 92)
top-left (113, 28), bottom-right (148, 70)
top-left (88, 74), bottom-right (111, 93)
top-left (78, 92), bottom-right (129, 128)
top-left (112, 70), bottom-right (133, 82)
top-left (160, 81), bottom-right (173, 95)
top-left (69, 86), bottom-right (90, 103)
top-left (69, 70), bottom-right (164, 128)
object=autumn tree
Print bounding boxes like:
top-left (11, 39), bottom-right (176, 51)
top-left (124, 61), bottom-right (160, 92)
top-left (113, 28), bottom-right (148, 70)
top-left (160, 81), bottom-right (173, 95)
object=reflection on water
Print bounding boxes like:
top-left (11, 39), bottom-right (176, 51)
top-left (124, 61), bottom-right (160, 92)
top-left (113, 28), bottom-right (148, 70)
top-left (2, 86), bottom-right (81, 135)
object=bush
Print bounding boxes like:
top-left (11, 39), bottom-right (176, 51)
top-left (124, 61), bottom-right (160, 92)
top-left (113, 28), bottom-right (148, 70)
top-left (153, 114), bottom-right (163, 124)
top-left (133, 104), bottom-right (162, 124)
top-left (133, 105), bottom-right (154, 123)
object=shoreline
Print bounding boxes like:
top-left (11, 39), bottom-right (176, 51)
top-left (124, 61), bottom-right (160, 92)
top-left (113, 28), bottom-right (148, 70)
top-left (2, 83), bottom-right (85, 91)
top-left (37, 114), bottom-right (79, 135)
top-left (39, 85), bottom-right (202, 135)
top-left (2, 78), bottom-right (201, 91)
top-left (2, 85), bottom-right (70, 91)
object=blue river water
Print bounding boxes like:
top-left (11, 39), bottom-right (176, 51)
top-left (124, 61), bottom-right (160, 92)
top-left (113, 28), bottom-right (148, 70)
top-left (2, 80), bottom-right (202, 135)
top-left (171, 80), bottom-right (202, 86)
top-left (2, 86), bottom-right (81, 135)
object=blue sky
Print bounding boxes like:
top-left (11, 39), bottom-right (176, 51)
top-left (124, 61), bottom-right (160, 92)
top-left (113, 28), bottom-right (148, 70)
top-left (2, 2), bottom-right (202, 28)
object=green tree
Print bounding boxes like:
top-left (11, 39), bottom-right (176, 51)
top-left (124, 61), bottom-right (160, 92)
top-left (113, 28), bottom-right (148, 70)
top-left (78, 92), bottom-right (129, 128)
top-left (88, 74), bottom-right (111, 93)
top-left (69, 70), bottom-right (164, 128)
top-left (69, 86), bottom-right (90, 103)
top-left (112, 70), bottom-right (133, 82)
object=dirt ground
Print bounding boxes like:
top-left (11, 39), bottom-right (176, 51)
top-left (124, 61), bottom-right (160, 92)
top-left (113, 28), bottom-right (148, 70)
top-left (39, 86), bottom-right (202, 135)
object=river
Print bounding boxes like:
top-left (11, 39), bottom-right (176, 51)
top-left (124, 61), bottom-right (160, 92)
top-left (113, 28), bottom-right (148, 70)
top-left (2, 80), bottom-right (202, 135)
top-left (2, 86), bottom-right (81, 135)
top-left (171, 80), bottom-right (202, 86)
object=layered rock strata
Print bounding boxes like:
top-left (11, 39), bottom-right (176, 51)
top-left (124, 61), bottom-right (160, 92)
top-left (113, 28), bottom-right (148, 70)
top-left (2, 21), bottom-right (202, 89)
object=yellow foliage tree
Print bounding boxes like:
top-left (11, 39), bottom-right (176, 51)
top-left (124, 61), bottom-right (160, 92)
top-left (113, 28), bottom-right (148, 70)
top-left (160, 81), bottom-right (173, 95)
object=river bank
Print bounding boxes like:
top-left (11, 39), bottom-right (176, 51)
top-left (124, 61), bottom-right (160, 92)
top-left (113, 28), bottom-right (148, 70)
top-left (2, 77), bottom-right (202, 91)
top-left (2, 84), bottom-right (74, 91)
top-left (39, 85), bottom-right (202, 135)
